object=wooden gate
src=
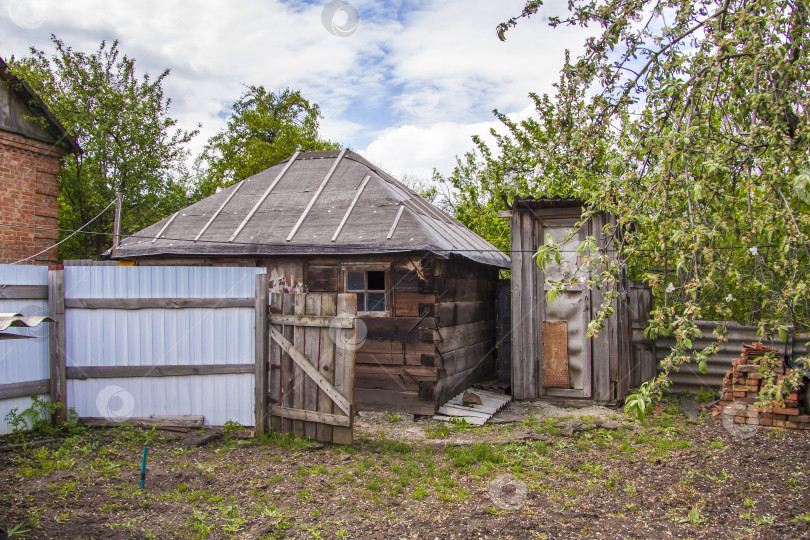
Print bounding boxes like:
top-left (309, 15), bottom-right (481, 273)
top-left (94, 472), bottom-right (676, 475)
top-left (256, 291), bottom-right (356, 444)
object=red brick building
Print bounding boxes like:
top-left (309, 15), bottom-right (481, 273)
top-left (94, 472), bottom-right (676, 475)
top-left (0, 57), bottom-right (79, 264)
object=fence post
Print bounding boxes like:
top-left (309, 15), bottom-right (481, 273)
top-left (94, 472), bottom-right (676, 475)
top-left (254, 273), bottom-right (270, 434)
top-left (48, 266), bottom-right (67, 423)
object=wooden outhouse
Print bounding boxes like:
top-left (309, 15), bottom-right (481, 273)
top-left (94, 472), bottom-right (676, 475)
top-left (112, 150), bottom-right (509, 414)
top-left (508, 197), bottom-right (631, 404)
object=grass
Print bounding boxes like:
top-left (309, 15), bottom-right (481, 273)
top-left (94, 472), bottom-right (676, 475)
top-left (2, 395), bottom-right (807, 539)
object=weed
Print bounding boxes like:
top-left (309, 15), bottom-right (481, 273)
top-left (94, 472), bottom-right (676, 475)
top-left (190, 508), bottom-right (214, 538)
top-left (296, 464), bottom-right (327, 478)
top-left (257, 430), bottom-right (312, 450)
top-left (446, 444), bottom-right (506, 471)
top-left (706, 469), bottom-right (730, 482)
top-left (6, 523), bottom-right (31, 538)
top-left (3, 396), bottom-right (83, 443)
top-left (709, 440), bottom-right (727, 451)
top-left (366, 478), bottom-right (381, 492)
top-left (677, 505), bottom-right (705, 526)
top-left (696, 387), bottom-right (716, 403)
top-left (793, 512), bottom-right (810, 524)
top-left (412, 486), bottom-right (428, 500)
top-left (578, 461), bottom-right (605, 476)
top-left (223, 419), bottom-right (244, 436)
top-left (386, 411), bottom-right (402, 423)
top-left (366, 438), bottom-right (412, 454)
top-left (424, 424), bottom-right (450, 439)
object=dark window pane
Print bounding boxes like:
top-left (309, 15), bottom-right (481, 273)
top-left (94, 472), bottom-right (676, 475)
top-left (367, 270), bottom-right (385, 291)
top-left (347, 270), bottom-right (365, 291)
top-left (367, 292), bottom-right (386, 311)
top-left (355, 293), bottom-right (366, 311)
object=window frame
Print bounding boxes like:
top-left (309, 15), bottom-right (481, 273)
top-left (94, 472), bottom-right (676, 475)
top-left (340, 263), bottom-right (391, 317)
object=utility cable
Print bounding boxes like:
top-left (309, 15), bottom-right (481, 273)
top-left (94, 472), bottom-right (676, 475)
top-left (10, 200), bottom-right (116, 265)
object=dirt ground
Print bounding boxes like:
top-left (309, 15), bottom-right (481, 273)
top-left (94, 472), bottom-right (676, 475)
top-left (1, 397), bottom-right (809, 539)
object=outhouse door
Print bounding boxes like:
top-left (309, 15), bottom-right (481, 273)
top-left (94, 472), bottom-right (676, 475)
top-left (538, 217), bottom-right (592, 399)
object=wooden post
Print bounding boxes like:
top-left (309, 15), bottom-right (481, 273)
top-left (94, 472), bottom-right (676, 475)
top-left (111, 192), bottom-right (123, 258)
top-left (254, 273), bottom-right (269, 434)
top-left (332, 293), bottom-right (356, 444)
top-left (48, 267), bottom-right (67, 423)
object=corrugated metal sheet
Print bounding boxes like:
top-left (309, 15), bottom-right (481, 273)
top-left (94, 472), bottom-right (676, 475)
top-left (0, 264), bottom-right (50, 435)
top-left (64, 266), bottom-right (264, 426)
top-left (654, 321), bottom-right (808, 393)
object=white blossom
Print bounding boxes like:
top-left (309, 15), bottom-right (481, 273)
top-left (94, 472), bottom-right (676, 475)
top-left (749, 246), bottom-right (758, 256)
top-left (666, 283), bottom-right (675, 294)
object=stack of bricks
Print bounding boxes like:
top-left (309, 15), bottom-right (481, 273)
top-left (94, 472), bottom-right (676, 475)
top-left (719, 343), bottom-right (809, 430)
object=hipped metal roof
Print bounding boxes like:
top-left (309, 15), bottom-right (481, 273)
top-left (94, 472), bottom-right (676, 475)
top-left (115, 151), bottom-right (510, 268)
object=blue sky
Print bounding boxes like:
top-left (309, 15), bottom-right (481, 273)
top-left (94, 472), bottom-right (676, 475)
top-left (0, 0), bottom-right (593, 179)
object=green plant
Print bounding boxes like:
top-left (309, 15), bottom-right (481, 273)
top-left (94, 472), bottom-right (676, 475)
top-left (678, 505), bottom-right (705, 526)
top-left (793, 512), bottom-right (810, 524)
top-left (412, 486), bottom-right (428, 500)
top-left (3, 396), bottom-right (82, 442)
top-left (696, 387), bottom-right (717, 404)
top-left (709, 440), bottom-right (727, 451)
top-left (223, 419), bottom-right (245, 436)
top-left (6, 524), bottom-right (32, 538)
top-left (386, 411), bottom-right (402, 423)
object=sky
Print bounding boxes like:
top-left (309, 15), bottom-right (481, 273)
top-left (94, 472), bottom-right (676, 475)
top-left (0, 0), bottom-right (593, 180)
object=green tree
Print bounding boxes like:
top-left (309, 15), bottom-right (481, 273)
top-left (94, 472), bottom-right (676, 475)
top-left (10, 37), bottom-right (196, 260)
top-left (492, 0), bottom-right (810, 414)
top-left (193, 86), bottom-right (339, 198)
top-left (435, 60), bottom-right (613, 253)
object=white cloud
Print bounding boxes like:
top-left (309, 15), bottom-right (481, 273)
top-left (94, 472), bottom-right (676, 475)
top-left (363, 104), bottom-right (536, 180)
top-left (1, 0), bottom-right (593, 183)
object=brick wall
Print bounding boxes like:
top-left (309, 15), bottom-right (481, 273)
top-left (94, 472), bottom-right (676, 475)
top-left (0, 130), bottom-right (63, 265)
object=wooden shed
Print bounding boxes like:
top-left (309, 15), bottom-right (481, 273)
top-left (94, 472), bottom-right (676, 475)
top-left (113, 150), bottom-right (509, 415)
top-left (508, 197), bottom-right (631, 404)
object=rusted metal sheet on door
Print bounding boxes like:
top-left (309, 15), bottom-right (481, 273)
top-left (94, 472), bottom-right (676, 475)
top-left (268, 293), bottom-right (357, 444)
top-left (542, 321), bottom-right (569, 388)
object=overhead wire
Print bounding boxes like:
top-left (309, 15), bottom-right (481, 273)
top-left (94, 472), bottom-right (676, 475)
top-left (0, 220), bottom-right (795, 255)
top-left (9, 200), bottom-right (116, 265)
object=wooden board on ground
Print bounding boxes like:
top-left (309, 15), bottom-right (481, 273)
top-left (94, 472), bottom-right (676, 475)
top-left (432, 389), bottom-right (512, 426)
top-left (80, 415), bottom-right (204, 429)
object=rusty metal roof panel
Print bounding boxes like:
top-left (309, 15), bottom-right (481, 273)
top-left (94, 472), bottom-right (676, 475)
top-left (116, 151), bottom-right (509, 268)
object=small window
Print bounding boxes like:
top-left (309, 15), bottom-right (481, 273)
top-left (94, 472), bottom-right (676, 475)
top-left (346, 270), bottom-right (387, 312)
